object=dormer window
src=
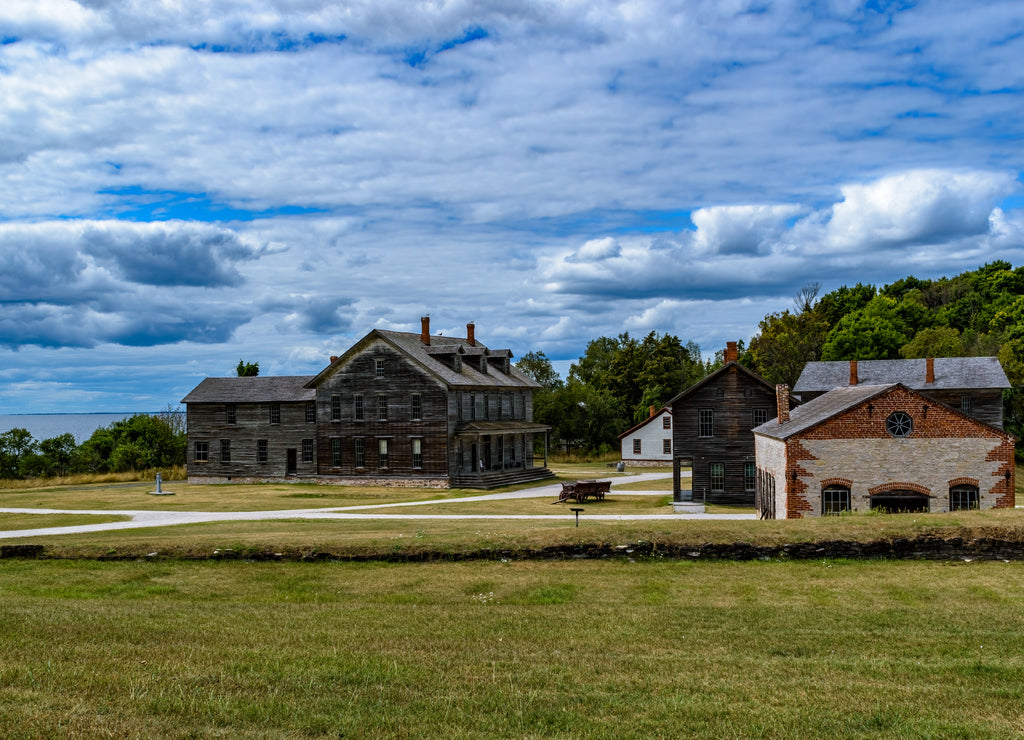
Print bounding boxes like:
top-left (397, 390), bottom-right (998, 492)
top-left (479, 357), bottom-right (487, 373)
top-left (453, 355), bottom-right (462, 372)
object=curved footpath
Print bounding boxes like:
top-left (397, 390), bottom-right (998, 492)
top-left (0, 471), bottom-right (754, 541)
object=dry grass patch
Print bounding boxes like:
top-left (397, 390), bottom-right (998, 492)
top-left (0, 513), bottom-right (131, 531)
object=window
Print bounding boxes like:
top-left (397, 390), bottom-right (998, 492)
top-left (663, 439), bottom-right (672, 455)
top-left (698, 409), bottom-right (714, 437)
top-left (378, 438), bottom-right (389, 469)
top-left (331, 438), bottom-right (342, 467)
top-left (501, 395), bottom-right (510, 419)
top-left (194, 441), bottom-right (209, 462)
top-left (354, 394), bottom-right (364, 421)
top-left (886, 411), bottom-right (913, 437)
top-left (411, 393), bottom-right (422, 420)
top-left (375, 358), bottom-right (385, 378)
top-left (331, 394), bottom-right (342, 422)
top-left (633, 439), bottom-right (642, 455)
top-left (302, 439), bottom-right (313, 463)
top-left (950, 485), bottom-right (979, 511)
top-left (961, 395), bottom-right (973, 415)
top-left (225, 404), bottom-right (236, 425)
top-left (377, 393), bottom-right (388, 421)
top-left (305, 401), bottom-right (316, 423)
top-left (220, 439), bottom-right (231, 463)
top-left (257, 439), bottom-right (268, 463)
top-left (822, 486), bottom-right (851, 515)
top-left (479, 357), bottom-right (487, 373)
top-left (354, 438), bottom-right (365, 468)
top-left (270, 403), bottom-right (280, 424)
top-left (412, 438), bottom-right (423, 469)
top-left (469, 394), bottom-right (477, 421)
top-left (744, 462), bottom-right (755, 492)
top-left (663, 415), bottom-right (671, 429)
top-left (710, 462), bottom-right (725, 492)
top-left (752, 408), bottom-right (769, 426)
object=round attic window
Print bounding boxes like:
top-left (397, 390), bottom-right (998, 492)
top-left (886, 411), bottom-right (913, 438)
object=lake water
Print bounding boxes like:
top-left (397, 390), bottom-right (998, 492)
top-left (0, 413), bottom-right (154, 443)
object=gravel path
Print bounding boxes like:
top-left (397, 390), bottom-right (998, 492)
top-left (0, 470), bottom-right (754, 541)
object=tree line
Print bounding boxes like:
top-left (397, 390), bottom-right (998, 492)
top-left (0, 409), bottom-right (186, 481)
top-left (518, 261), bottom-right (1024, 456)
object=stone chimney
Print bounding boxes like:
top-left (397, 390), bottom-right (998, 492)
top-left (649, 405), bottom-right (656, 418)
top-left (420, 316), bottom-right (430, 346)
top-left (330, 355), bottom-right (338, 364)
top-left (776, 384), bottom-right (790, 424)
top-left (466, 322), bottom-right (476, 347)
top-left (724, 341), bottom-right (738, 364)
top-left (849, 360), bottom-right (858, 386)
top-left (926, 357), bottom-right (935, 384)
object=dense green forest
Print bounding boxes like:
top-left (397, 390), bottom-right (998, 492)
top-left (0, 410), bottom-right (186, 481)
top-left (518, 261), bottom-right (1024, 456)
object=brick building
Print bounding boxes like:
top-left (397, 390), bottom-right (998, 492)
top-left (753, 382), bottom-right (1016, 518)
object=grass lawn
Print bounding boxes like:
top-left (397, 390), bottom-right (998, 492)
top-left (1, 558), bottom-right (1022, 738)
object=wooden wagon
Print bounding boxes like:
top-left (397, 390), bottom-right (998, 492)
top-left (556, 479), bottom-right (611, 503)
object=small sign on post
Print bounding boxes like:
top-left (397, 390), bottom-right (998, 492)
top-left (570, 507), bottom-right (583, 527)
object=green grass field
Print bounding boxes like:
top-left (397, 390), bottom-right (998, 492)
top-left (1, 558), bottom-right (1023, 738)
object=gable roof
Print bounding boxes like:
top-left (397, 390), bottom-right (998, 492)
top-left (753, 382), bottom-right (1010, 441)
top-left (666, 361), bottom-right (783, 407)
top-left (182, 376), bottom-right (316, 404)
top-left (305, 328), bottom-right (541, 390)
top-left (617, 407), bottom-right (672, 440)
top-left (794, 357), bottom-right (1009, 393)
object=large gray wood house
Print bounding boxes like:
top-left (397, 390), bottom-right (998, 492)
top-left (183, 318), bottom-right (553, 488)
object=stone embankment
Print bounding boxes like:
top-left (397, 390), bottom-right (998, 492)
top-left (4, 533), bottom-right (1024, 562)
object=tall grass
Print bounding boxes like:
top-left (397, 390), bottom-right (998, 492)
top-left (0, 465), bottom-right (186, 490)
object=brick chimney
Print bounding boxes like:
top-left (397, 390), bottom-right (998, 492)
top-left (466, 322), bottom-right (475, 347)
top-left (649, 405), bottom-right (656, 418)
top-left (724, 341), bottom-right (738, 364)
top-left (776, 384), bottom-right (790, 424)
top-left (926, 357), bottom-right (935, 384)
top-left (330, 355), bottom-right (338, 364)
top-left (420, 316), bottom-right (430, 346)
top-left (849, 360), bottom-right (858, 386)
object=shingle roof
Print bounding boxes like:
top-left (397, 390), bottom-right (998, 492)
top-left (181, 376), bottom-right (316, 404)
top-left (794, 357), bottom-right (1009, 393)
top-left (306, 329), bottom-right (541, 390)
top-left (753, 384), bottom-right (895, 440)
top-left (666, 361), bottom-right (782, 406)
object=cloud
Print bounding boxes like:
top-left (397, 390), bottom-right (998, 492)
top-left (692, 205), bottom-right (804, 255)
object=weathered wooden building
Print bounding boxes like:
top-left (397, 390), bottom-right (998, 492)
top-left (668, 342), bottom-right (788, 505)
top-left (754, 382), bottom-right (1016, 518)
top-left (183, 319), bottom-right (553, 488)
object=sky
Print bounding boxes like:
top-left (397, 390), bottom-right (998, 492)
top-left (2, 0), bottom-right (1024, 414)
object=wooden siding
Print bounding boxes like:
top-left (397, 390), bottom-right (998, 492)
top-left (186, 401), bottom-right (318, 479)
top-left (672, 365), bottom-right (776, 505)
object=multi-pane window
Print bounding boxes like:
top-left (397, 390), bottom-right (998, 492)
top-left (412, 438), bottom-right (423, 469)
top-left (501, 395), bottom-right (510, 419)
top-left (257, 439), bottom-right (268, 463)
top-left (633, 439), bottom-right (642, 454)
top-left (305, 401), bottom-right (316, 423)
top-left (194, 441), bottom-right (209, 462)
top-left (698, 408), bottom-right (714, 437)
top-left (744, 462), bottom-right (755, 492)
top-left (331, 394), bottom-right (342, 422)
top-left (950, 485), bottom-right (980, 511)
top-left (354, 394), bottom-right (364, 421)
top-left (709, 462), bottom-right (725, 491)
top-left (377, 393), bottom-right (388, 421)
top-left (411, 393), bottom-right (422, 420)
top-left (886, 411), bottom-right (913, 437)
top-left (225, 404), bottom-right (236, 425)
top-left (375, 358), bottom-right (385, 378)
top-left (752, 408), bottom-right (769, 426)
top-left (270, 403), bottom-right (280, 424)
top-left (354, 438), bottom-right (365, 468)
top-left (220, 439), bottom-right (231, 463)
top-left (961, 395), bottom-right (973, 415)
top-left (663, 415), bottom-right (671, 429)
top-left (331, 438), bottom-right (342, 467)
top-left (378, 439), bottom-right (389, 469)
top-left (301, 438), bottom-right (313, 463)
top-left (663, 439), bottom-right (672, 455)
top-left (822, 486), bottom-right (851, 515)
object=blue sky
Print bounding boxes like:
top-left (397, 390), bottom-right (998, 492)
top-left (2, 0), bottom-right (1024, 413)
